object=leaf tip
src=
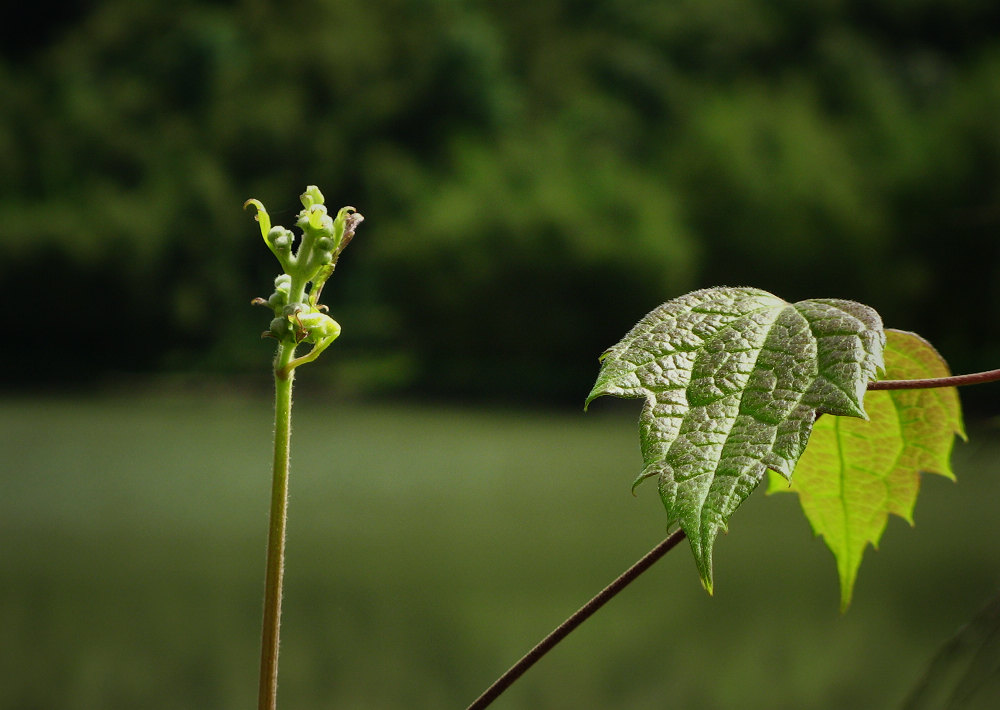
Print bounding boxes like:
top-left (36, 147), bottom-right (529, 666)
top-left (631, 468), bottom-right (657, 494)
top-left (696, 553), bottom-right (715, 594)
top-left (691, 531), bottom-right (717, 596)
top-left (698, 562), bottom-right (715, 595)
top-left (584, 382), bottom-right (608, 411)
top-left (835, 551), bottom-right (864, 613)
top-left (765, 469), bottom-right (793, 495)
top-left (837, 575), bottom-right (857, 613)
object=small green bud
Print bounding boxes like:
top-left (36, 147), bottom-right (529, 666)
top-left (274, 274), bottom-right (292, 294)
top-left (316, 237), bottom-right (334, 251)
top-left (308, 205), bottom-right (334, 233)
top-left (267, 291), bottom-right (286, 310)
top-left (268, 316), bottom-right (290, 339)
top-left (282, 302), bottom-right (305, 318)
top-left (296, 203), bottom-right (331, 232)
top-left (268, 227), bottom-right (293, 252)
top-left (300, 185), bottom-right (325, 209)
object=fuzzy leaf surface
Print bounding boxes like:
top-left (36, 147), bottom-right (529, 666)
top-left (768, 329), bottom-right (965, 610)
top-left (587, 286), bottom-right (885, 592)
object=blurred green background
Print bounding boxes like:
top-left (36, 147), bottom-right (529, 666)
top-left (2, 396), bottom-right (999, 709)
top-left (3, 0), bottom-right (1000, 708)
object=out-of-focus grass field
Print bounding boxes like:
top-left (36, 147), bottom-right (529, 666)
top-left (1, 392), bottom-right (999, 709)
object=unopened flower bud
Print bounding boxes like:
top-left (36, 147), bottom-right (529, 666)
top-left (311, 209), bottom-right (334, 234)
top-left (268, 291), bottom-right (286, 310)
top-left (274, 274), bottom-right (292, 294)
top-left (300, 185), bottom-right (325, 209)
top-left (268, 226), bottom-right (293, 252)
top-left (269, 316), bottom-right (290, 339)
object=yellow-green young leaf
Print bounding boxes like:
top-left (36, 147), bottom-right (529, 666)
top-left (587, 287), bottom-right (885, 593)
top-left (768, 329), bottom-right (965, 611)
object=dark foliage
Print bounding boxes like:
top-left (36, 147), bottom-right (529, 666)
top-left (3, 0), bottom-right (1000, 405)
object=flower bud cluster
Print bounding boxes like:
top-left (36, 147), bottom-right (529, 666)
top-left (245, 186), bottom-right (360, 366)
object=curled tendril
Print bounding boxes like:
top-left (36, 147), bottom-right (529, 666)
top-left (244, 199), bottom-right (275, 254)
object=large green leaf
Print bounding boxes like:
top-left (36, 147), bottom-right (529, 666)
top-left (768, 329), bottom-right (965, 610)
top-left (587, 286), bottom-right (885, 592)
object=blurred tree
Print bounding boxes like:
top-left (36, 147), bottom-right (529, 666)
top-left (2, 0), bottom-right (999, 405)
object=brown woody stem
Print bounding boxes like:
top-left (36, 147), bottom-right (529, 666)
top-left (466, 529), bottom-right (687, 710)
top-left (869, 368), bottom-right (1000, 390)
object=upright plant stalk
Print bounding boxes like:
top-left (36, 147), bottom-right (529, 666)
top-left (259, 344), bottom-right (295, 710)
top-left (245, 187), bottom-right (362, 710)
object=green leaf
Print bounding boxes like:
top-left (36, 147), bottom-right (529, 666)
top-left (587, 286), bottom-right (885, 592)
top-left (767, 329), bottom-right (965, 610)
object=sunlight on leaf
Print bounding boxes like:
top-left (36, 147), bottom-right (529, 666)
top-left (587, 286), bottom-right (885, 592)
top-left (768, 329), bottom-right (965, 610)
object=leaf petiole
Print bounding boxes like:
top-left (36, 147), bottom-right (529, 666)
top-left (869, 367), bottom-right (1000, 390)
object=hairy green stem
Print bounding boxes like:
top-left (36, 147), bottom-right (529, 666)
top-left (466, 529), bottom-right (687, 710)
top-left (259, 342), bottom-right (296, 710)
